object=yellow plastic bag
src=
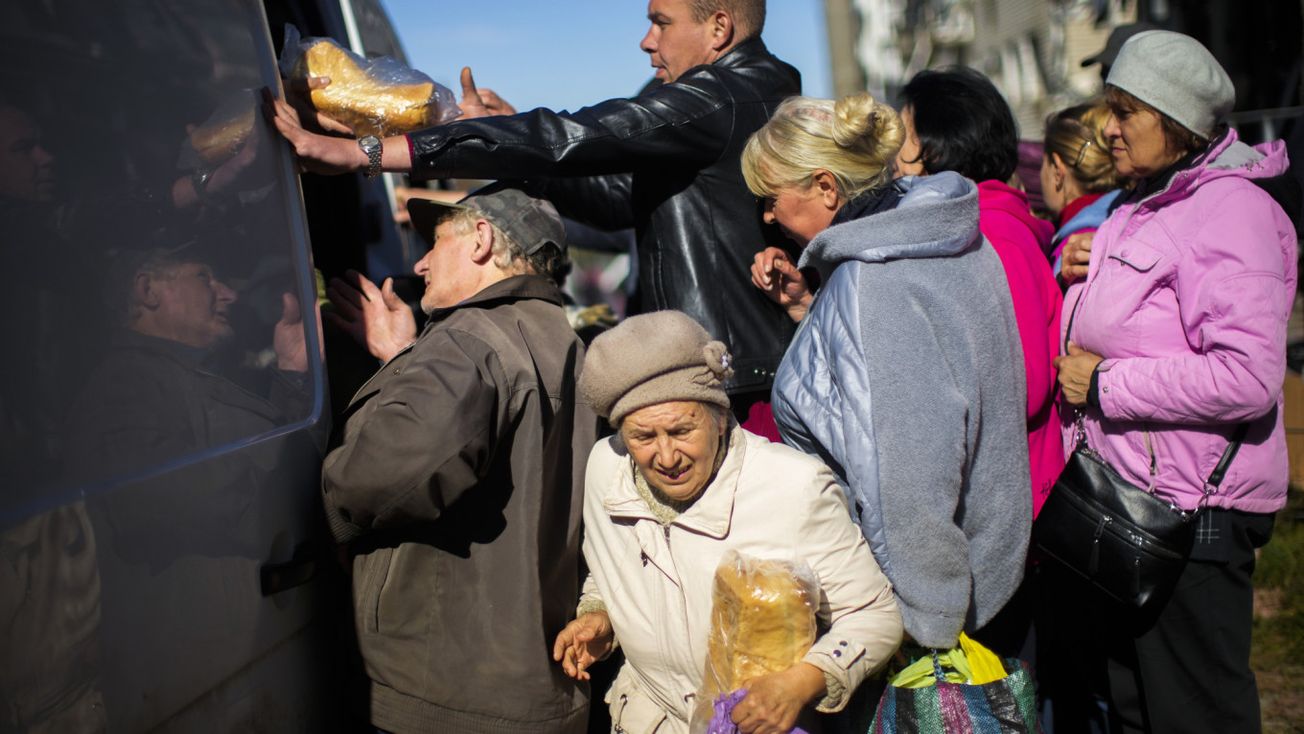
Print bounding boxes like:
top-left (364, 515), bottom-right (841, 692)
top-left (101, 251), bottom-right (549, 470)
top-left (888, 633), bottom-right (1006, 688)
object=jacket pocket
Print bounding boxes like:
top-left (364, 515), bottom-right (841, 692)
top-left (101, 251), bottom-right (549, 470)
top-left (608, 674), bottom-right (669, 734)
top-left (1106, 241), bottom-right (1163, 273)
top-left (354, 546), bottom-right (394, 635)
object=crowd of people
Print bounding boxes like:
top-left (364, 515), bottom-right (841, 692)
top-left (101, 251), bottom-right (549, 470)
top-left (267, 1), bottom-right (1299, 733)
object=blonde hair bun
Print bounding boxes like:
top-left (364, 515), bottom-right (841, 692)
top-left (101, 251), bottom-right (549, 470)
top-left (742, 92), bottom-right (904, 201)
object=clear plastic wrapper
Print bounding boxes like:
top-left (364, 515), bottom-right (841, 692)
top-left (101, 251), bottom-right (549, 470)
top-left (690, 551), bottom-right (818, 733)
top-left (278, 25), bottom-right (458, 137)
top-left (183, 89), bottom-right (258, 169)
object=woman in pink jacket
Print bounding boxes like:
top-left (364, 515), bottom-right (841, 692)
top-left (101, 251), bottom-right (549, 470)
top-left (1055, 32), bottom-right (1297, 733)
top-left (896, 68), bottom-right (1065, 520)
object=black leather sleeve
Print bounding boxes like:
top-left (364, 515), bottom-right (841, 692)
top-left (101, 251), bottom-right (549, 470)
top-left (543, 172), bottom-right (636, 231)
top-left (407, 69), bottom-right (735, 181)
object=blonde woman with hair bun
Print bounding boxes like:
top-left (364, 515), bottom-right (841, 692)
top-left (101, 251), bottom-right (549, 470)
top-left (1040, 102), bottom-right (1123, 277)
top-left (741, 92), bottom-right (902, 320)
top-left (742, 92), bottom-right (1034, 653)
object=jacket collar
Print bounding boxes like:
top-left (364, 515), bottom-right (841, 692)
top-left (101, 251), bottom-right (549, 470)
top-left (1056, 192), bottom-right (1108, 229)
top-left (113, 329), bottom-right (210, 367)
top-left (1053, 190), bottom-right (1121, 243)
top-left (422, 274), bottom-right (564, 329)
top-left (800, 171), bottom-right (980, 279)
top-left (1124, 127), bottom-right (1286, 210)
top-left (713, 37), bottom-right (771, 69)
top-left (602, 425), bottom-right (748, 539)
top-left (831, 182), bottom-right (905, 225)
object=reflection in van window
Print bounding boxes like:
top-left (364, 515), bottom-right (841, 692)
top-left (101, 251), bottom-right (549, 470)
top-left (1, 1), bottom-right (326, 731)
top-left (0, 0), bottom-right (319, 509)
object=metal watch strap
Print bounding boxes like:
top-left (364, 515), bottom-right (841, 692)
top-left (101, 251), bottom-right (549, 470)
top-left (359, 136), bottom-right (382, 178)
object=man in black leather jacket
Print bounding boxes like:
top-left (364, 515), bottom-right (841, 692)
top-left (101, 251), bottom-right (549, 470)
top-left (271, 0), bottom-right (800, 418)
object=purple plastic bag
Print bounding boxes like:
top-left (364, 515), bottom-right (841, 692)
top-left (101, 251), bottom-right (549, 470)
top-left (706, 690), bottom-right (810, 734)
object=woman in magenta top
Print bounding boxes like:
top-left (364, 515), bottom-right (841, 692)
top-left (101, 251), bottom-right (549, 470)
top-left (896, 68), bottom-right (1064, 519)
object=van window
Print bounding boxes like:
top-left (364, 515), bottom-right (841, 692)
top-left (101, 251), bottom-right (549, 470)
top-left (0, 0), bottom-right (321, 517)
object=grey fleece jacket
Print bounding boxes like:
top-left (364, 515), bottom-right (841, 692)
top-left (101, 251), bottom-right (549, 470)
top-left (771, 172), bottom-right (1031, 648)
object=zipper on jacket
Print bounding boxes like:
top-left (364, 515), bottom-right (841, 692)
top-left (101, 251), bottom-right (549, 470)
top-left (1143, 430), bottom-right (1158, 492)
top-left (661, 523), bottom-right (697, 712)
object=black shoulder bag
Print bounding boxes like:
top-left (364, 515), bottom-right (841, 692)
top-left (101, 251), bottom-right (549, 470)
top-left (1033, 418), bottom-right (1247, 608)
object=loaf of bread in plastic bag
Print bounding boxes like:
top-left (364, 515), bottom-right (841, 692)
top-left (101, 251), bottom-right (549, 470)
top-left (280, 26), bottom-right (458, 137)
top-left (700, 551), bottom-right (817, 703)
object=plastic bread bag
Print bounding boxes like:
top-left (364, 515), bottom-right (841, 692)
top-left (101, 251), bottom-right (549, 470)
top-left (278, 25), bottom-right (459, 137)
top-left (180, 89), bottom-right (259, 170)
top-left (690, 550), bottom-right (819, 734)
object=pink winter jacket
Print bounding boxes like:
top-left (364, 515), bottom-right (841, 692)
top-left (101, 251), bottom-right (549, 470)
top-left (1061, 130), bottom-right (1298, 514)
top-left (978, 180), bottom-right (1065, 517)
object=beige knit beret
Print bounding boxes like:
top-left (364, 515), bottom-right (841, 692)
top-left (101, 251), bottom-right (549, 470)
top-left (579, 311), bottom-right (734, 426)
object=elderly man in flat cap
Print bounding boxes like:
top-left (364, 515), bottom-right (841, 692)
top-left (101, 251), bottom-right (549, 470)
top-left (321, 184), bottom-right (593, 733)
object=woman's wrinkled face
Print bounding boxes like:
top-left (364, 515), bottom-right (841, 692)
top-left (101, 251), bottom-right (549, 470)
top-left (621, 400), bottom-right (726, 502)
top-left (1104, 104), bottom-right (1182, 179)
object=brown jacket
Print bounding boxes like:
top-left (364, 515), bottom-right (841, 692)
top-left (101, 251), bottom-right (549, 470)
top-left (323, 276), bottom-right (592, 733)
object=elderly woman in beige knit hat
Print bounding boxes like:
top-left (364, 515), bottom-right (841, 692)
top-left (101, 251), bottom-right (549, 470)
top-left (551, 310), bottom-right (901, 734)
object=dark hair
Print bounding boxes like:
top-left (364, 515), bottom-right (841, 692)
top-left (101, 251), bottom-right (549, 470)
top-left (527, 242), bottom-right (571, 287)
top-left (899, 67), bottom-right (1019, 183)
top-left (1103, 85), bottom-right (1208, 158)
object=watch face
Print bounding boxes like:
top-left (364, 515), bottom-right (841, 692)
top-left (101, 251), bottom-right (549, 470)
top-left (359, 135), bottom-right (381, 152)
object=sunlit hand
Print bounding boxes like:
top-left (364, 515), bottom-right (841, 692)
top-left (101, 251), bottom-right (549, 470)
top-left (264, 88), bottom-right (364, 175)
top-left (750, 247), bottom-right (812, 322)
top-left (1060, 232), bottom-right (1094, 284)
top-left (1054, 342), bottom-right (1105, 406)
top-left (731, 663), bottom-right (826, 734)
top-left (455, 67), bottom-right (517, 119)
top-left (552, 612), bottom-right (614, 681)
top-left (274, 292), bottom-right (322, 372)
top-left (476, 86), bottom-right (517, 116)
top-left (325, 270), bottom-right (417, 362)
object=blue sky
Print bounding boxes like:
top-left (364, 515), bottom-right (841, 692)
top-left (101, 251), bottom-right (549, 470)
top-left (383, 1), bottom-right (832, 114)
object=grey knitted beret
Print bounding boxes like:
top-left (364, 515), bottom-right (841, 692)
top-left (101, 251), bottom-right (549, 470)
top-left (579, 311), bottom-right (734, 426)
top-left (1107, 30), bottom-right (1234, 139)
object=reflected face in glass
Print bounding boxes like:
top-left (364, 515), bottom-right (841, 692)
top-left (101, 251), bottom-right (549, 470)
top-left (620, 400), bottom-right (726, 502)
top-left (414, 219), bottom-right (478, 314)
top-left (144, 263), bottom-right (238, 349)
top-left (894, 106), bottom-right (927, 178)
top-left (0, 106), bottom-right (55, 203)
top-left (641, 0), bottom-right (717, 84)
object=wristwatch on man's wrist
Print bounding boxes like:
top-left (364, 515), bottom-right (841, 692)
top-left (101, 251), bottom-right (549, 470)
top-left (358, 135), bottom-right (383, 178)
